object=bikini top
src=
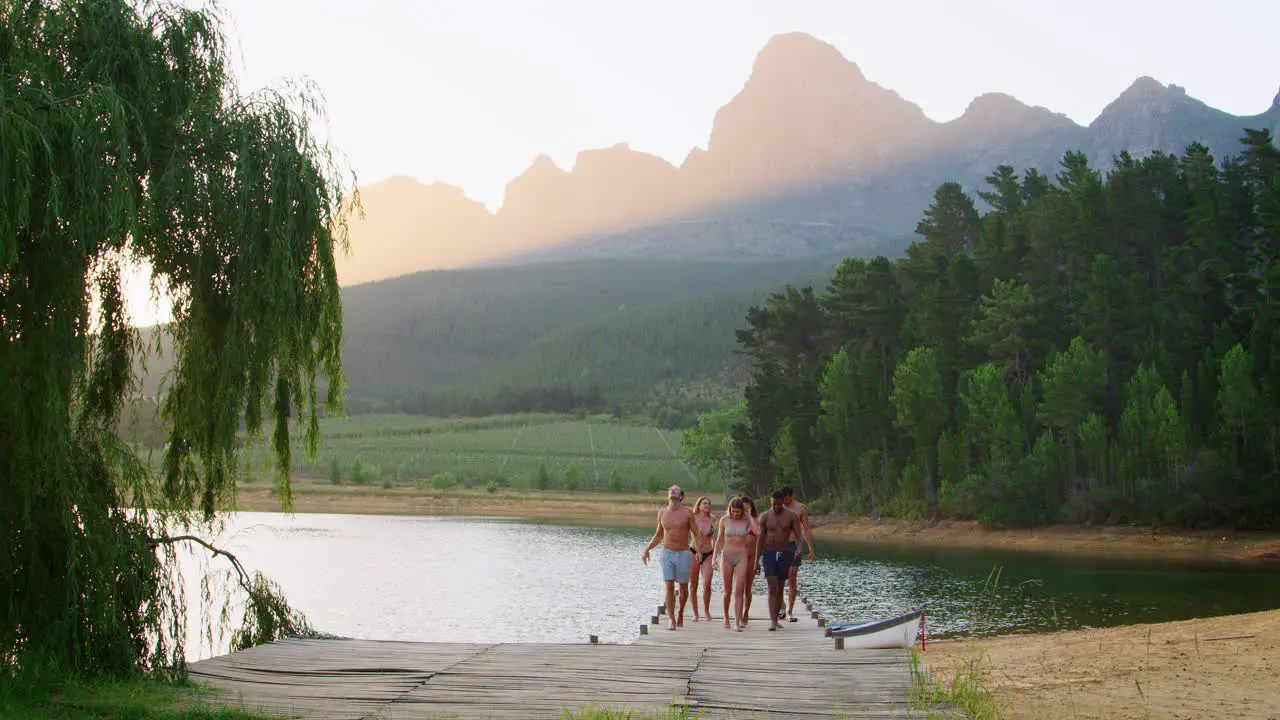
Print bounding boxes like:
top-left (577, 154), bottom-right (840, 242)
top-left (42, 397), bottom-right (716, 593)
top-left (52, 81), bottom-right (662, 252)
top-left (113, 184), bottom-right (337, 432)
top-left (724, 522), bottom-right (750, 537)
top-left (696, 517), bottom-right (714, 537)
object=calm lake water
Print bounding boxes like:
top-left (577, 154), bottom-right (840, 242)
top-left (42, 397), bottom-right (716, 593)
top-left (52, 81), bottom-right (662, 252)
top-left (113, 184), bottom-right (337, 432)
top-left (179, 512), bottom-right (1280, 660)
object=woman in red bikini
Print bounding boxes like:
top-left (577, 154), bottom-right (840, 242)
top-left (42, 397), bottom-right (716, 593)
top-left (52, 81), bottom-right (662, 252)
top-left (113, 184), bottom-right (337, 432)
top-left (688, 496), bottom-right (716, 622)
top-left (740, 496), bottom-right (760, 626)
top-left (713, 497), bottom-right (752, 631)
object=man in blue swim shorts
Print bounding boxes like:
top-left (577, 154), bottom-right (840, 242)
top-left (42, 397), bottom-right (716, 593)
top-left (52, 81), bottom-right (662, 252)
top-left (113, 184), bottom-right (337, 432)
top-left (642, 485), bottom-right (697, 630)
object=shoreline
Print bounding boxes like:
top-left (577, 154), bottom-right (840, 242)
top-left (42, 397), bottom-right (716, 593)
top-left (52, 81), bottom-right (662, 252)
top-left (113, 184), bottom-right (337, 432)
top-left (232, 482), bottom-right (1280, 565)
top-left (922, 607), bottom-right (1280, 719)
top-left (227, 483), bottom-right (1280, 718)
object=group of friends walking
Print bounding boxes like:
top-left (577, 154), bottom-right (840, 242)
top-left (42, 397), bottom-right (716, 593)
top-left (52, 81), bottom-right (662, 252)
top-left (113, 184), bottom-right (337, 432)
top-left (641, 484), bottom-right (815, 632)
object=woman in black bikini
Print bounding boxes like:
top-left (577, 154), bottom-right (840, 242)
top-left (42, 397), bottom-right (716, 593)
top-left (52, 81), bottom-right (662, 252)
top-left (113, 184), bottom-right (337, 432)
top-left (689, 496), bottom-right (716, 622)
top-left (740, 496), bottom-right (760, 626)
top-left (713, 497), bottom-right (752, 631)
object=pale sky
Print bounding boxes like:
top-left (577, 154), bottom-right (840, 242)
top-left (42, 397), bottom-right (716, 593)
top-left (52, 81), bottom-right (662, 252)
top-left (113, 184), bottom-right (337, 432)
top-left (210, 0), bottom-right (1280, 210)
top-left (126, 0), bottom-right (1279, 326)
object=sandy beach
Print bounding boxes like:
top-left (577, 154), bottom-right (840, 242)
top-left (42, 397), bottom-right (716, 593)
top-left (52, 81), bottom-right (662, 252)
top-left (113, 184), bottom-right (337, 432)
top-left (921, 608), bottom-right (1280, 719)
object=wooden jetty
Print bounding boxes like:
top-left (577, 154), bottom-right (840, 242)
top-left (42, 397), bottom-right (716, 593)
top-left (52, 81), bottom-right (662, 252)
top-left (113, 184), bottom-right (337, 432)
top-left (189, 595), bottom-right (926, 719)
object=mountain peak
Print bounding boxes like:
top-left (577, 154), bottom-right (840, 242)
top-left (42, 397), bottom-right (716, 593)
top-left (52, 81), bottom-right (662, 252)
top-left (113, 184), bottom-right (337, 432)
top-left (947, 92), bottom-right (1079, 147)
top-left (963, 92), bottom-right (1030, 117)
top-left (748, 32), bottom-right (865, 87)
top-left (1126, 75), bottom-right (1166, 95)
top-left (958, 92), bottom-right (1076, 127)
top-left (1092, 75), bottom-right (1198, 128)
top-left (1110, 76), bottom-right (1193, 107)
top-left (527, 153), bottom-right (564, 174)
top-left (699, 32), bottom-right (929, 196)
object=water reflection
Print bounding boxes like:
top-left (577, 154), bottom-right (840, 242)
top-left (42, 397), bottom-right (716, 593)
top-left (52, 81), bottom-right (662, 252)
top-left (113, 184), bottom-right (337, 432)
top-left (805, 540), bottom-right (1280, 638)
top-left (177, 513), bottom-right (1280, 660)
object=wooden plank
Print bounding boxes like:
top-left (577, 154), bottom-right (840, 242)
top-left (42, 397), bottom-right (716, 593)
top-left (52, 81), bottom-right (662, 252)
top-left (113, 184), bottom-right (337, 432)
top-left (185, 595), bottom-right (928, 720)
top-left (392, 643), bottom-right (701, 718)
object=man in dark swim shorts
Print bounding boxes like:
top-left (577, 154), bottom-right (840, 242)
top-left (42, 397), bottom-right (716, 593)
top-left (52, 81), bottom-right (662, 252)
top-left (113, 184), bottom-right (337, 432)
top-left (780, 485), bottom-right (816, 621)
top-left (756, 489), bottom-right (803, 632)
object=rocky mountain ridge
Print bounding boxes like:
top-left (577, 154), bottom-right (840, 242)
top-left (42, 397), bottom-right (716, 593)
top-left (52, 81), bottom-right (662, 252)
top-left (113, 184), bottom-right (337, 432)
top-left (336, 33), bottom-right (1280, 284)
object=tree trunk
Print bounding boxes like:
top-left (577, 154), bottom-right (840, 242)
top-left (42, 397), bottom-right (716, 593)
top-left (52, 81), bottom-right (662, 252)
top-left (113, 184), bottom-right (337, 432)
top-left (923, 445), bottom-right (937, 504)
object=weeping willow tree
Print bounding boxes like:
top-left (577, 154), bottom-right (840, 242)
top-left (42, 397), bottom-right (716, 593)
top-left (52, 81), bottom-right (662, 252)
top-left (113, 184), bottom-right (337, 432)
top-left (1, 0), bottom-right (352, 677)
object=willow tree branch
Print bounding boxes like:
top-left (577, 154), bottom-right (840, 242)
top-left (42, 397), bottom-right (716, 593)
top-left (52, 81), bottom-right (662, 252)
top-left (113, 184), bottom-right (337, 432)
top-left (149, 534), bottom-right (254, 594)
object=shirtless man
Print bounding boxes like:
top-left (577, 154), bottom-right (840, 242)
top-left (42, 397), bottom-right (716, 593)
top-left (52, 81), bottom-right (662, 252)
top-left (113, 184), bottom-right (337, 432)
top-left (781, 485), bottom-right (816, 621)
top-left (642, 485), bottom-right (697, 630)
top-left (756, 489), bottom-right (804, 631)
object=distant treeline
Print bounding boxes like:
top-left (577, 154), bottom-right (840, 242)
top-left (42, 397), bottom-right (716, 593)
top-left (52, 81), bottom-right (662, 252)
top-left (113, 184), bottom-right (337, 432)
top-left (381, 383), bottom-right (608, 418)
top-left (732, 131), bottom-right (1280, 529)
top-left (362, 381), bottom-right (732, 430)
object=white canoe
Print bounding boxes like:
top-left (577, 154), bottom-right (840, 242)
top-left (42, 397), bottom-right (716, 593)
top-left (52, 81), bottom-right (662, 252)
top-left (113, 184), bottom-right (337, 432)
top-left (828, 610), bottom-right (923, 649)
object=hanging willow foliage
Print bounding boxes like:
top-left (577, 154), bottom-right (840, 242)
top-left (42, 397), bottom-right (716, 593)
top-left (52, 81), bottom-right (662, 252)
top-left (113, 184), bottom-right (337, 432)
top-left (1, 0), bottom-right (352, 677)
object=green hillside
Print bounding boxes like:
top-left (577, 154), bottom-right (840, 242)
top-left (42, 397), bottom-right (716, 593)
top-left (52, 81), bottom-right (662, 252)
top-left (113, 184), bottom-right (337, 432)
top-left (465, 282), bottom-right (828, 424)
top-left (132, 257), bottom-right (848, 420)
top-left (332, 258), bottom-right (840, 412)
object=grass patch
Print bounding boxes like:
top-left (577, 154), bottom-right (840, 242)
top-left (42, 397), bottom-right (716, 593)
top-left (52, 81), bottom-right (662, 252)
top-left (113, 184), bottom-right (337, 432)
top-left (0, 677), bottom-right (279, 720)
top-left (228, 413), bottom-right (705, 495)
top-left (910, 650), bottom-right (1004, 719)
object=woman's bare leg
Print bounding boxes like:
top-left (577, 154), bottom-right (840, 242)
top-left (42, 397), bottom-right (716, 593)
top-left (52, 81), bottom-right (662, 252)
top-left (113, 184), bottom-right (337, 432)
top-left (742, 568), bottom-right (754, 626)
top-left (733, 558), bottom-right (750, 630)
top-left (700, 556), bottom-right (713, 620)
top-left (689, 556), bottom-right (701, 622)
top-left (720, 556), bottom-right (733, 628)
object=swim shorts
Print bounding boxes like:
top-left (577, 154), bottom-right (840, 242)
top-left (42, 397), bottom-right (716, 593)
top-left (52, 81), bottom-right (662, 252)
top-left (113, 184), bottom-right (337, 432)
top-left (762, 548), bottom-right (794, 579)
top-left (788, 541), bottom-right (802, 568)
top-left (661, 547), bottom-right (693, 584)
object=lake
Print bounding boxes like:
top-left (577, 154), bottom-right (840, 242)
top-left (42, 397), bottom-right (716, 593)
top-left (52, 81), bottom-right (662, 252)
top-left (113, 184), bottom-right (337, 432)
top-left (179, 512), bottom-right (1280, 660)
